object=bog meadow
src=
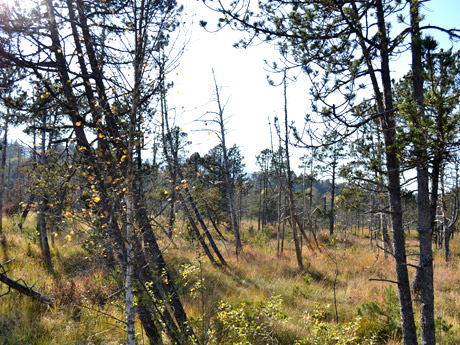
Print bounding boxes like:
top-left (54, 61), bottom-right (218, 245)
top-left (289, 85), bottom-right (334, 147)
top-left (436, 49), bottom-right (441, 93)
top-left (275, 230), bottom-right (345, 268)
top-left (1, 0), bottom-right (460, 344)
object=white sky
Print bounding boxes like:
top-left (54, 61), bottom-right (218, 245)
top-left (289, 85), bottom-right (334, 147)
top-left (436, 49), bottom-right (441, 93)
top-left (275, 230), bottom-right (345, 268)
top-left (8, 0), bottom-right (460, 175)
top-left (166, 0), bottom-right (460, 173)
top-left (167, 3), bottom-right (305, 173)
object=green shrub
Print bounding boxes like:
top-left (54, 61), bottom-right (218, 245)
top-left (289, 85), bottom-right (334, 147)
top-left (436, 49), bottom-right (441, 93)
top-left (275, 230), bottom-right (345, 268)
top-left (435, 316), bottom-right (459, 344)
top-left (356, 286), bottom-right (401, 342)
top-left (301, 303), bottom-right (377, 345)
top-left (210, 295), bottom-right (286, 345)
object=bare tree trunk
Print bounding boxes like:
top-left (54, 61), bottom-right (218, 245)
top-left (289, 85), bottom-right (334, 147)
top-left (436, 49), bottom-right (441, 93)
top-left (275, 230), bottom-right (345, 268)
top-left (203, 200), bottom-right (228, 241)
top-left (212, 70), bottom-right (242, 256)
top-left (160, 67), bottom-right (226, 266)
top-left (0, 259), bottom-right (53, 305)
top-left (0, 122), bottom-right (7, 259)
top-left (179, 192), bottom-right (218, 264)
top-left (276, 168), bottom-right (283, 257)
top-left (282, 72), bottom-right (303, 270)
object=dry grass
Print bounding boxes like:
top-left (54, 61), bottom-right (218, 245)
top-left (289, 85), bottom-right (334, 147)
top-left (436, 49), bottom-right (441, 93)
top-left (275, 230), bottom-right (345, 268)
top-left (0, 214), bottom-right (127, 345)
top-left (2, 215), bottom-right (460, 344)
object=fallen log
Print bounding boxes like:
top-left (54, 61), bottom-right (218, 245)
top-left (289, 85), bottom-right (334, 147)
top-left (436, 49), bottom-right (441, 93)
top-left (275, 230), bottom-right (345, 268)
top-left (0, 258), bottom-right (53, 305)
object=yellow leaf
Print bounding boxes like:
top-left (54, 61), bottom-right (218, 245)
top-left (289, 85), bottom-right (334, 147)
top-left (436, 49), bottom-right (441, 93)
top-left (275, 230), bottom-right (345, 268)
top-left (76, 121), bottom-right (81, 126)
top-left (93, 196), bottom-right (101, 203)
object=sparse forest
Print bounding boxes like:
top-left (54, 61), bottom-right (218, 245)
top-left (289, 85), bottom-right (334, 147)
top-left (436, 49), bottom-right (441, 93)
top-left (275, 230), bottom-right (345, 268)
top-left (1, 0), bottom-right (460, 344)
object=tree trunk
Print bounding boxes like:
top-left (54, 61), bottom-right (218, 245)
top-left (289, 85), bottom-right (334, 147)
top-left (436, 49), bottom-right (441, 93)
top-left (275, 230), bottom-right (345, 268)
top-left (410, 2), bottom-right (436, 343)
top-left (329, 162), bottom-right (336, 236)
top-left (0, 260), bottom-right (53, 305)
top-left (347, 1), bottom-right (418, 342)
top-left (134, 182), bottom-right (195, 341)
top-left (178, 192), bottom-right (218, 265)
top-left (18, 194), bottom-right (35, 231)
top-left (381, 212), bottom-right (391, 258)
top-left (0, 122), bottom-right (7, 258)
top-left (38, 110), bottom-right (53, 274)
top-left (160, 70), bottom-right (226, 267)
top-left (125, 193), bottom-right (135, 345)
top-left (283, 72), bottom-right (303, 270)
top-left (212, 70), bottom-right (242, 256)
top-left (258, 176), bottom-right (262, 231)
top-left (442, 164), bottom-right (459, 262)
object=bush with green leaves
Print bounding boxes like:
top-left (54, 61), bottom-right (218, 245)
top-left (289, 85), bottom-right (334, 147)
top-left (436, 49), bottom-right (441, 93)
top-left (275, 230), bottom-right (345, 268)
top-left (209, 295), bottom-right (286, 345)
top-left (300, 303), bottom-right (377, 345)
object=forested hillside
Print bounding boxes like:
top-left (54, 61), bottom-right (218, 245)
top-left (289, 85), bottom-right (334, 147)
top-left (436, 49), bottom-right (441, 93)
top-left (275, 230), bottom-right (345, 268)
top-left (1, 0), bottom-right (460, 344)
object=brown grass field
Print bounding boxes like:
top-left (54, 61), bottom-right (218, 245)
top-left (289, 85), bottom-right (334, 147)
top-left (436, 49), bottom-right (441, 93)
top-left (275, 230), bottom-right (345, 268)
top-left (1, 216), bottom-right (460, 344)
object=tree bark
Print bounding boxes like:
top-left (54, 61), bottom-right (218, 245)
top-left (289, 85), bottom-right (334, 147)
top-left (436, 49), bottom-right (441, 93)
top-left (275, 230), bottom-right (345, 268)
top-left (37, 110), bottom-right (53, 274)
top-left (0, 263), bottom-right (53, 305)
top-left (0, 122), bottom-right (7, 258)
top-left (125, 193), bottom-right (135, 345)
top-left (160, 75), bottom-right (227, 266)
top-left (283, 72), bottom-right (303, 270)
top-left (212, 70), bottom-right (242, 256)
top-left (375, 2), bottom-right (418, 343)
top-left (410, 2), bottom-right (435, 343)
top-left (329, 162), bottom-right (336, 236)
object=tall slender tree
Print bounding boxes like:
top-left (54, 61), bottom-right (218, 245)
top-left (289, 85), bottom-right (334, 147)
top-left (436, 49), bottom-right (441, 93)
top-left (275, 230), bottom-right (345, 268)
top-left (211, 70), bottom-right (242, 256)
top-left (0, 119), bottom-right (7, 258)
top-left (204, 1), bottom-right (458, 342)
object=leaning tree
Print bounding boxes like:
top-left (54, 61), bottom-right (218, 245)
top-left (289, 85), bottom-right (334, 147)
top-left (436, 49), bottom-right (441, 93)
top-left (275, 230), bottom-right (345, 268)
top-left (0, 0), bottom-right (199, 342)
